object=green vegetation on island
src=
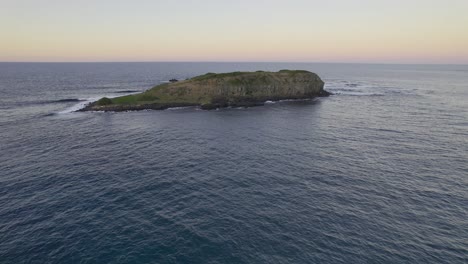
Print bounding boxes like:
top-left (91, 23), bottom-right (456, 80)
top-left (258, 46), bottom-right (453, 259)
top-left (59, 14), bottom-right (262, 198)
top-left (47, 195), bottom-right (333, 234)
top-left (80, 70), bottom-right (329, 111)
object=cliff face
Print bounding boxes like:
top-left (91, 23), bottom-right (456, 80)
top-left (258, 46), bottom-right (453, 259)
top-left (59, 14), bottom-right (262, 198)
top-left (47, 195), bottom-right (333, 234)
top-left (80, 70), bottom-right (329, 111)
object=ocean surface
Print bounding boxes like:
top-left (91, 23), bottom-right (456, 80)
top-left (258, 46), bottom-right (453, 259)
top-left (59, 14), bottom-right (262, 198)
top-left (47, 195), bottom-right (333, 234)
top-left (0, 62), bottom-right (467, 263)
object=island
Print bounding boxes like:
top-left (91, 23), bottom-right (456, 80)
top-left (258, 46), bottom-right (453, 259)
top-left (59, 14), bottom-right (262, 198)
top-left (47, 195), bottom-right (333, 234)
top-left (79, 70), bottom-right (330, 111)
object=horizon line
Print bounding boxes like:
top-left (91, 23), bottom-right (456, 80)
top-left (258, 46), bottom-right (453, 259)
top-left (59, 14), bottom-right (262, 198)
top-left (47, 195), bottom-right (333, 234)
top-left (1, 61), bottom-right (467, 66)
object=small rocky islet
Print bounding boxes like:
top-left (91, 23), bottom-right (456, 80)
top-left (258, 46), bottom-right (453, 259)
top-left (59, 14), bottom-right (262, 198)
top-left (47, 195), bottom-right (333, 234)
top-left (79, 70), bottom-right (330, 112)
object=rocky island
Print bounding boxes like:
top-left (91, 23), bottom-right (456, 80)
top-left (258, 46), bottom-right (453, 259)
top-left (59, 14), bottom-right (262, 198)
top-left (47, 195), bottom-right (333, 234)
top-left (79, 70), bottom-right (330, 111)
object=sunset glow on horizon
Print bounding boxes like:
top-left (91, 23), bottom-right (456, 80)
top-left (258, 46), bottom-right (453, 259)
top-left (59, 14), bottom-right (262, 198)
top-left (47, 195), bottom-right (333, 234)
top-left (1, 0), bottom-right (468, 64)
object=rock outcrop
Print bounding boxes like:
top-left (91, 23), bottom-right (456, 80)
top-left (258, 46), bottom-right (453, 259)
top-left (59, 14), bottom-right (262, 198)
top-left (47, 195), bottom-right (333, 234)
top-left (79, 70), bottom-right (329, 111)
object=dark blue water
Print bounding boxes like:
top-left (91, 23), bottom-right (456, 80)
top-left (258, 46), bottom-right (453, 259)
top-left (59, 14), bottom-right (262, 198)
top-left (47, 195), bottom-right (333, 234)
top-left (1, 62), bottom-right (467, 263)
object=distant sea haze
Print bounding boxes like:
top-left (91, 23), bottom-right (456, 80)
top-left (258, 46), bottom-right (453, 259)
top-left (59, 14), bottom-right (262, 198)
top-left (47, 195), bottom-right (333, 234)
top-left (0, 62), bottom-right (467, 263)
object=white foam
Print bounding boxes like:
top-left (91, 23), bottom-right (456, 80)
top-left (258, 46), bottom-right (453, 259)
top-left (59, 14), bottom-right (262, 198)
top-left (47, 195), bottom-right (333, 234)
top-left (278, 98), bottom-right (313, 102)
top-left (165, 106), bottom-right (194, 110)
top-left (58, 97), bottom-right (101, 114)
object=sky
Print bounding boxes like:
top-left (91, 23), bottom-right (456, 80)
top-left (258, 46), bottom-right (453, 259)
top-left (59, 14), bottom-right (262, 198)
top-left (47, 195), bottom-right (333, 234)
top-left (1, 0), bottom-right (467, 63)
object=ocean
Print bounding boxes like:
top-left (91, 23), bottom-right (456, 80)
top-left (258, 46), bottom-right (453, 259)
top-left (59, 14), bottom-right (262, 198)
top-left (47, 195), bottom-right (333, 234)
top-left (0, 62), bottom-right (467, 263)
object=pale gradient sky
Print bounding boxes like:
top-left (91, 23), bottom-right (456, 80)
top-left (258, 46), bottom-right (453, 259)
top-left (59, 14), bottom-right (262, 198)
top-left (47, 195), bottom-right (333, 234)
top-left (1, 0), bottom-right (467, 63)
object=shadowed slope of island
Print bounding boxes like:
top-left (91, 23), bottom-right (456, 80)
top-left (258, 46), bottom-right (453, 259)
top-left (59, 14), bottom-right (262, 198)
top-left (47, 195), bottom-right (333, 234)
top-left (79, 70), bottom-right (330, 111)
